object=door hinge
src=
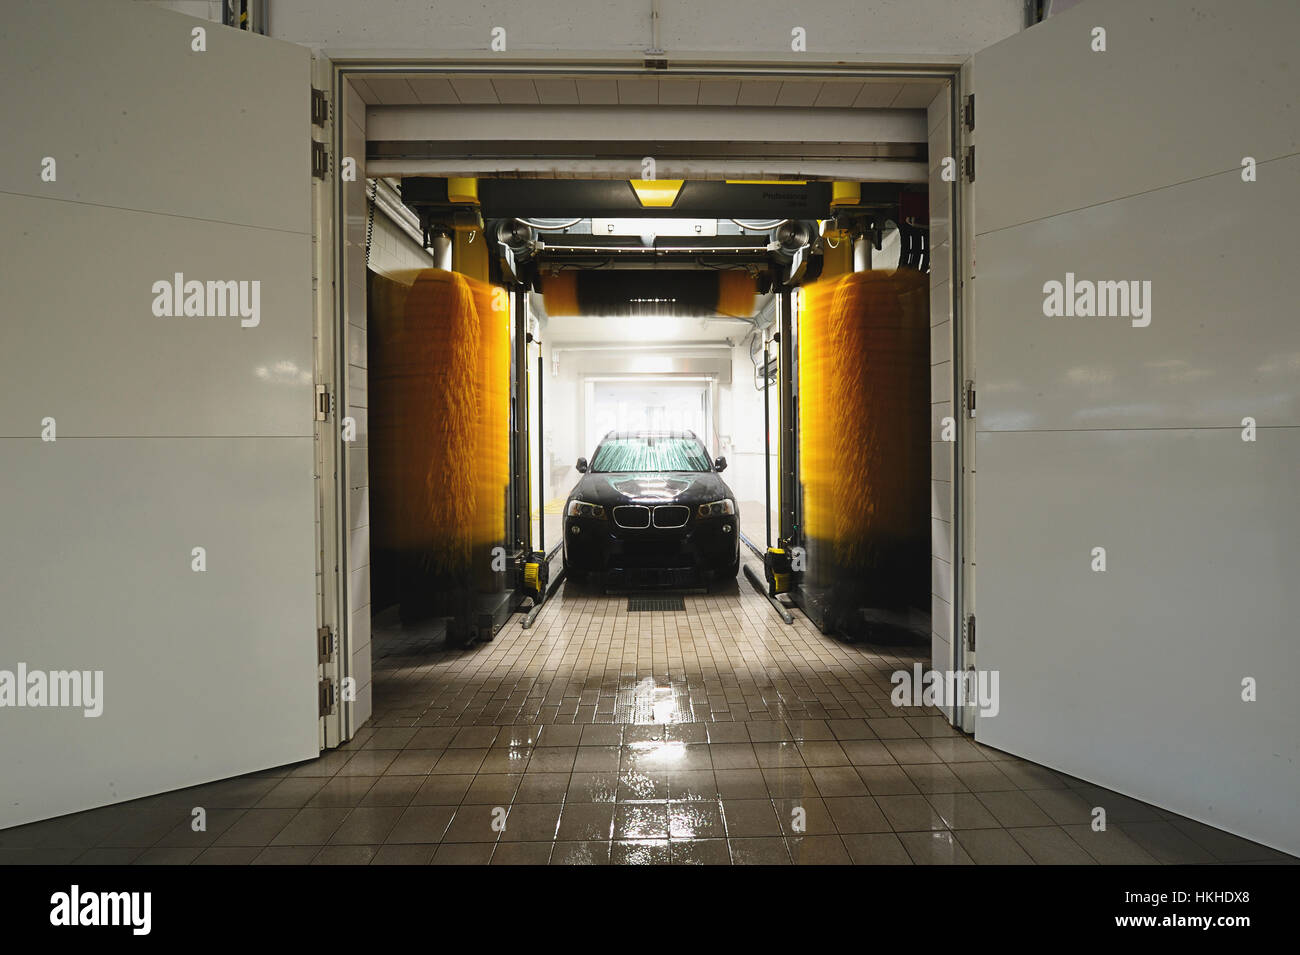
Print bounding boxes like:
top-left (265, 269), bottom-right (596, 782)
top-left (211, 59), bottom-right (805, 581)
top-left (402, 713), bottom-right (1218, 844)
top-left (963, 93), bottom-right (975, 131)
top-left (318, 678), bottom-right (335, 716)
top-left (311, 140), bottom-right (330, 180)
top-left (317, 625), bottom-right (334, 663)
top-left (965, 614), bottom-right (976, 652)
top-left (963, 145), bottom-right (975, 182)
top-left (315, 384), bottom-right (331, 421)
top-left (964, 380), bottom-right (976, 418)
top-left (311, 87), bottom-right (329, 127)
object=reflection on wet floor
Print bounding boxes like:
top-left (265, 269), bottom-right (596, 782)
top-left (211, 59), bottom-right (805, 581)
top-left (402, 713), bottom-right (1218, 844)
top-left (1, 584), bottom-right (1292, 865)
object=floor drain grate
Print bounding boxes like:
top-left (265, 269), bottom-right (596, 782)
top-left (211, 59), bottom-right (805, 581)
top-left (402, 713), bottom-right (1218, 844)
top-left (627, 596), bottom-right (686, 612)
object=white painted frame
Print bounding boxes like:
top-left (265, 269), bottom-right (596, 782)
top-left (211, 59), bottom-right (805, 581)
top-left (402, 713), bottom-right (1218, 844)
top-left (328, 62), bottom-right (967, 738)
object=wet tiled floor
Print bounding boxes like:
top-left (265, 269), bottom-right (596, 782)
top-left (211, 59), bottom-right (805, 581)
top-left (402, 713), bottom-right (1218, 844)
top-left (1, 580), bottom-right (1292, 864)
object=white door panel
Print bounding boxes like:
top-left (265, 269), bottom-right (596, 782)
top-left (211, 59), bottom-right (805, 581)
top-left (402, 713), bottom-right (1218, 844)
top-left (1, 438), bottom-right (319, 828)
top-left (0, 194), bottom-right (314, 437)
top-left (975, 429), bottom-right (1300, 853)
top-left (973, 0), bottom-right (1300, 236)
top-left (976, 154), bottom-right (1300, 433)
top-left (0, 0), bottom-right (319, 829)
top-left (971, 0), bottom-right (1300, 855)
top-left (0, 1), bottom-right (309, 233)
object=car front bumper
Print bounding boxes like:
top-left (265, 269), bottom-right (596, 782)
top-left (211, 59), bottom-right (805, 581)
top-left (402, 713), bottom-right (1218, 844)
top-left (563, 514), bottom-right (738, 586)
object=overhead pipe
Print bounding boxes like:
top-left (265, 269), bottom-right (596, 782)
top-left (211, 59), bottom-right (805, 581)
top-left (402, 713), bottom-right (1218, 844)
top-left (516, 217), bottom-right (584, 231)
top-left (430, 231), bottom-right (453, 271)
top-left (852, 236), bottom-right (872, 271)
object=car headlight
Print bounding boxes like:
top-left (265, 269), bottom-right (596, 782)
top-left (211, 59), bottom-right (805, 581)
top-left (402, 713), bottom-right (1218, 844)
top-left (566, 500), bottom-right (606, 520)
top-left (697, 499), bottom-right (736, 518)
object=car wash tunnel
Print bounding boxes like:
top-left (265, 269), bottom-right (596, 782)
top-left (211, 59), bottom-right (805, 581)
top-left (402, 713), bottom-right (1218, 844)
top-left (366, 176), bottom-right (934, 649)
top-left (5, 0), bottom-right (1297, 891)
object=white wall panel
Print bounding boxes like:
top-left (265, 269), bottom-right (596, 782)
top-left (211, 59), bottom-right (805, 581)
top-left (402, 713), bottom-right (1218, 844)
top-left (975, 156), bottom-right (1300, 433)
top-left (929, 361), bottom-right (953, 406)
top-left (930, 480), bottom-right (953, 525)
top-left (975, 429), bottom-right (1300, 854)
top-left (134, 0), bottom-right (222, 19)
top-left (2, 1), bottom-right (308, 233)
top-left (932, 599), bottom-right (953, 648)
top-left (368, 212), bottom-right (435, 278)
top-left (931, 555), bottom-right (953, 607)
top-left (930, 318), bottom-right (953, 366)
top-left (973, 0), bottom-right (1300, 236)
top-left (262, 0), bottom-right (1021, 62)
top-left (0, 438), bottom-right (319, 828)
top-left (0, 194), bottom-right (313, 438)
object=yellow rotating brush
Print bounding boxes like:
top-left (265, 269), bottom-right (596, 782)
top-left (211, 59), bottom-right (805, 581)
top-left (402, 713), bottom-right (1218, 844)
top-left (468, 280), bottom-right (510, 589)
top-left (799, 268), bottom-right (930, 623)
top-left (370, 268), bottom-right (511, 613)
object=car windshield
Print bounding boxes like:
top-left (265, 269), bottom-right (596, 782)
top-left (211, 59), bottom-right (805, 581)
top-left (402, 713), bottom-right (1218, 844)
top-left (589, 435), bottom-right (712, 473)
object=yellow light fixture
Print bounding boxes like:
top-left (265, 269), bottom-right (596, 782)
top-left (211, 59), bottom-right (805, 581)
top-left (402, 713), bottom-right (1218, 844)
top-left (447, 177), bottom-right (479, 204)
top-left (629, 179), bottom-right (684, 208)
top-left (830, 181), bottom-right (861, 207)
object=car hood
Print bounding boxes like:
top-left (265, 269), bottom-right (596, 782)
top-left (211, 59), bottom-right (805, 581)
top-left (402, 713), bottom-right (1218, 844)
top-left (570, 471), bottom-right (731, 507)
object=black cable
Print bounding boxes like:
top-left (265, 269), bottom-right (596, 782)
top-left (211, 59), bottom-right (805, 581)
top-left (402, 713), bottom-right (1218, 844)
top-left (364, 179), bottom-right (376, 268)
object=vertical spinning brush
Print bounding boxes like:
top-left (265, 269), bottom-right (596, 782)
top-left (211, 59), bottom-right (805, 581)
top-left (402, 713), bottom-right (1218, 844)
top-left (468, 279), bottom-right (510, 594)
top-left (798, 268), bottom-right (930, 639)
top-left (370, 267), bottom-right (513, 627)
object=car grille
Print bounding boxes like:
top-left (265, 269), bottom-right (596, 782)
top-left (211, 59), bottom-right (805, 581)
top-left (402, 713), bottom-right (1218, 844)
top-left (652, 505), bottom-right (690, 528)
top-left (612, 505), bottom-right (651, 529)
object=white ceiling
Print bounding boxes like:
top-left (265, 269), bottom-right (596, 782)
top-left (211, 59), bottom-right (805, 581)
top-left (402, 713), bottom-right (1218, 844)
top-left (351, 73), bottom-right (945, 110)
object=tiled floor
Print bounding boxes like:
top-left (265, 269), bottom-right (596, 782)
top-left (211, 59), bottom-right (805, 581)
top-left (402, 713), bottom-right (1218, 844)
top-left (1, 580), bottom-right (1292, 865)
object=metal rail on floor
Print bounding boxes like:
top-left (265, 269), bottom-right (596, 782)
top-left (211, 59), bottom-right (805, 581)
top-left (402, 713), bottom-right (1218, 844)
top-left (742, 561), bottom-right (793, 624)
top-left (739, 531), bottom-right (766, 559)
top-left (522, 564), bottom-right (566, 629)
